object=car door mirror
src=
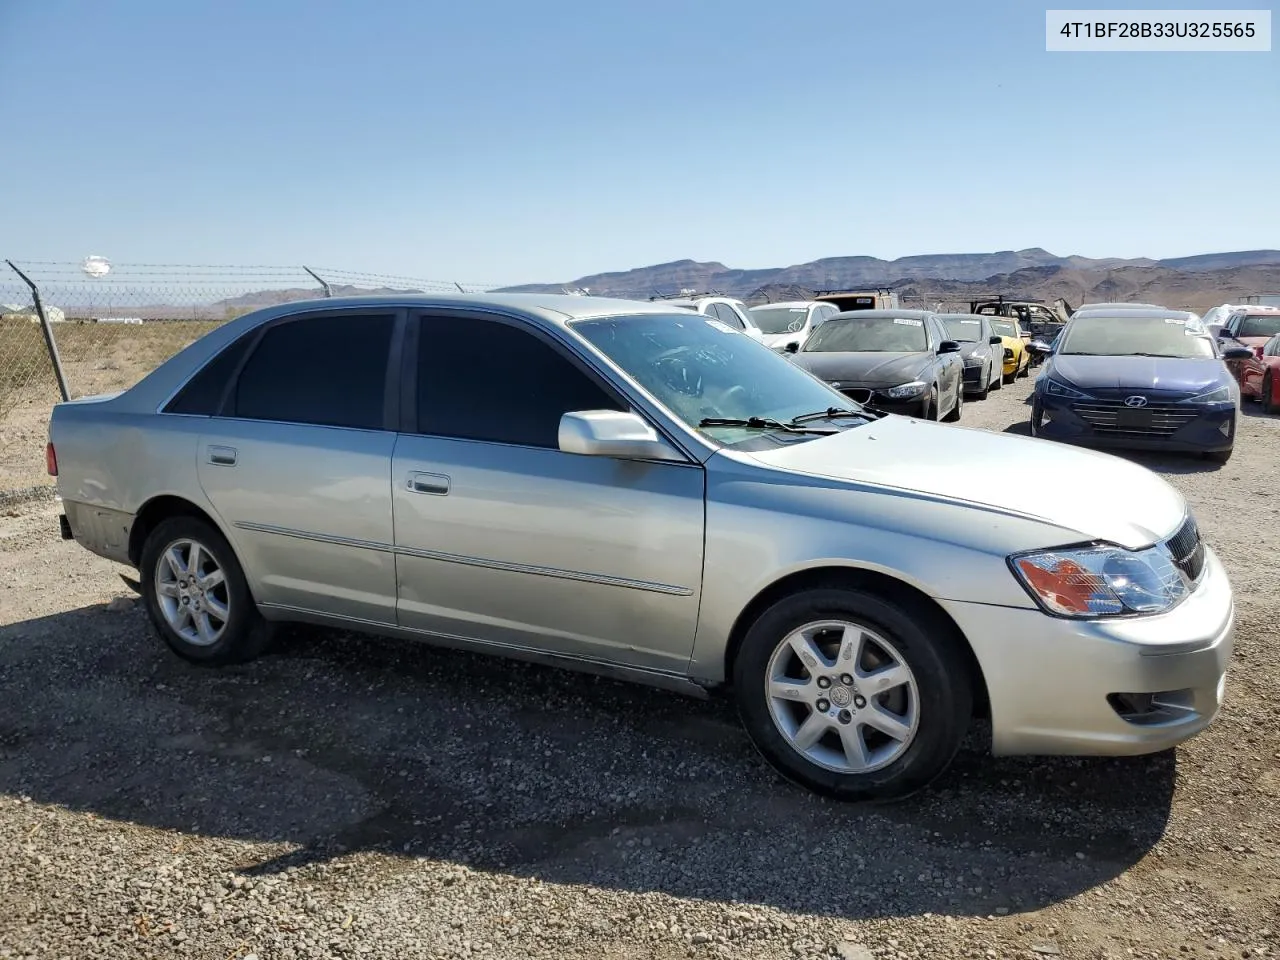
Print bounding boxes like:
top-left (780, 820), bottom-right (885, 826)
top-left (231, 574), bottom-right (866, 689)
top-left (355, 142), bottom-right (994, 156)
top-left (785, 341), bottom-right (800, 353)
top-left (558, 410), bottom-right (684, 462)
top-left (1221, 345), bottom-right (1254, 361)
top-left (989, 335), bottom-right (1004, 345)
top-left (938, 340), bottom-right (961, 354)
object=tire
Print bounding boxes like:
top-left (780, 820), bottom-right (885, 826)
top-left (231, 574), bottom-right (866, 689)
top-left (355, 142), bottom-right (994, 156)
top-left (990, 362), bottom-right (1003, 391)
top-left (1017, 354), bottom-right (1030, 379)
top-left (1030, 401), bottom-right (1043, 437)
top-left (140, 516), bottom-right (271, 666)
top-left (732, 587), bottom-right (973, 801)
top-left (943, 383), bottom-right (963, 421)
top-left (1002, 365), bottom-right (1015, 385)
top-left (924, 386), bottom-right (939, 420)
top-left (973, 366), bottom-right (990, 401)
top-left (1263, 372), bottom-right (1276, 414)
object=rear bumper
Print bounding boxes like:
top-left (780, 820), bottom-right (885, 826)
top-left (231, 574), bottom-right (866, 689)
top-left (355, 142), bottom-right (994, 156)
top-left (940, 547), bottom-right (1234, 756)
top-left (1034, 394), bottom-right (1236, 453)
top-left (60, 499), bottom-right (134, 564)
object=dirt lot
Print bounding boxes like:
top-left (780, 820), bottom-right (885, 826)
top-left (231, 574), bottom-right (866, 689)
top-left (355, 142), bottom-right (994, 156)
top-left (2, 376), bottom-right (1278, 960)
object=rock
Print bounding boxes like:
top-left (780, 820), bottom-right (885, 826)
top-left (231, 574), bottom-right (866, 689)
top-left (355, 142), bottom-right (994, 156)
top-left (836, 941), bottom-right (875, 960)
top-left (1031, 945), bottom-right (1062, 956)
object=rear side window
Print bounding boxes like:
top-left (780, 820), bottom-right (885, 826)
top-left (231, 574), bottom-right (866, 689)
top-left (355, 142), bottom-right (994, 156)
top-left (232, 313), bottom-right (394, 430)
top-left (164, 331), bottom-right (255, 415)
top-left (416, 315), bottom-right (623, 447)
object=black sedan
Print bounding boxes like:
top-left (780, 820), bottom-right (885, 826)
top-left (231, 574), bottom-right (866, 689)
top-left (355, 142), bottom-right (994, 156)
top-left (939, 313), bottom-right (1005, 399)
top-left (788, 309), bottom-right (965, 420)
top-left (1031, 308), bottom-right (1253, 463)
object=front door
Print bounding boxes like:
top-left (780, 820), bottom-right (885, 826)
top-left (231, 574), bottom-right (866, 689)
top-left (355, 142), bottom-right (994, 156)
top-left (391, 311), bottom-right (706, 675)
top-left (196, 309), bottom-right (401, 624)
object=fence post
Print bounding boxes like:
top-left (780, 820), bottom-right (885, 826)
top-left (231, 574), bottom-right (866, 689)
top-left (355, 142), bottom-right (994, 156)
top-left (303, 266), bottom-right (333, 298)
top-left (6, 260), bottom-right (70, 401)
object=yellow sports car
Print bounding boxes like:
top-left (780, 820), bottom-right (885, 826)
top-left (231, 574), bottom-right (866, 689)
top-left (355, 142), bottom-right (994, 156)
top-left (989, 317), bottom-right (1031, 383)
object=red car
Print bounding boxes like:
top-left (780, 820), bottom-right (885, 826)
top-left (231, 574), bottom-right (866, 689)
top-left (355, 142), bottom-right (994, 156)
top-left (1220, 307), bottom-right (1280, 388)
top-left (1240, 333), bottom-right (1280, 414)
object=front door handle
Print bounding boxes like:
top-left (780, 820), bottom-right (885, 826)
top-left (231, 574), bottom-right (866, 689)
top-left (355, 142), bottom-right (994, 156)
top-left (207, 445), bottom-right (238, 466)
top-left (407, 471), bottom-right (450, 496)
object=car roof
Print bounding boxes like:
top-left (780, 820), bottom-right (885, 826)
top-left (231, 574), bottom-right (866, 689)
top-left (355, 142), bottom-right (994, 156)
top-left (1077, 302), bottom-right (1166, 310)
top-left (1071, 307), bottom-right (1198, 321)
top-left (749, 301), bottom-right (821, 310)
top-left (938, 313), bottom-right (990, 321)
top-left (244, 292), bottom-right (696, 323)
top-left (827, 308), bottom-right (934, 321)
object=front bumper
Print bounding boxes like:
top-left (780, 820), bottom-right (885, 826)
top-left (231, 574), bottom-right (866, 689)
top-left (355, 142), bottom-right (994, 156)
top-left (939, 546), bottom-right (1234, 757)
top-left (1034, 393), bottom-right (1236, 453)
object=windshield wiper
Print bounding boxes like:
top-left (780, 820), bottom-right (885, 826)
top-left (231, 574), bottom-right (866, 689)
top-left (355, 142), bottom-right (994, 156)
top-left (698, 416), bottom-right (834, 434)
top-left (789, 406), bottom-right (880, 424)
top-left (1129, 352), bottom-right (1186, 358)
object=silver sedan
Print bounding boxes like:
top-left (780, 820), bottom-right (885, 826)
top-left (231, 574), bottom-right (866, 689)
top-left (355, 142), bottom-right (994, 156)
top-left (48, 294), bottom-right (1234, 800)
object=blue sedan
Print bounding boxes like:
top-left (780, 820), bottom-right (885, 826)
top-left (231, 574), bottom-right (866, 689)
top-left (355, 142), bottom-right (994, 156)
top-left (1030, 308), bottom-right (1253, 463)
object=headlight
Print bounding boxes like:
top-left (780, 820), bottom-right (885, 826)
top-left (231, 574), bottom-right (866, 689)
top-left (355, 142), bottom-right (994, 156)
top-left (883, 380), bottom-right (927, 399)
top-left (1009, 545), bottom-right (1187, 618)
top-left (1043, 377), bottom-right (1092, 400)
top-left (1178, 385), bottom-right (1232, 404)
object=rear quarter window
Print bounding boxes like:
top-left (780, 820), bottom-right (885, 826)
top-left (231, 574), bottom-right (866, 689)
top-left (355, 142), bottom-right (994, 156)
top-left (163, 331), bottom-right (256, 415)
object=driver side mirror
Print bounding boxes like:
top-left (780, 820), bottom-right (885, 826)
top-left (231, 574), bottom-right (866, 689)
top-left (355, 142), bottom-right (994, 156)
top-left (938, 340), bottom-right (961, 354)
top-left (1221, 345), bottom-right (1254, 361)
top-left (558, 410), bottom-right (684, 462)
top-left (784, 341), bottom-right (800, 353)
top-left (989, 335), bottom-right (1004, 345)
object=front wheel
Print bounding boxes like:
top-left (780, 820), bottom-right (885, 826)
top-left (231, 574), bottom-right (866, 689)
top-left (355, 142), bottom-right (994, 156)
top-left (733, 587), bottom-right (973, 801)
top-left (924, 385), bottom-right (939, 420)
top-left (140, 516), bottom-right (271, 665)
top-left (943, 383), bottom-right (963, 421)
top-left (1263, 372), bottom-right (1276, 414)
top-left (990, 362), bottom-right (1002, 391)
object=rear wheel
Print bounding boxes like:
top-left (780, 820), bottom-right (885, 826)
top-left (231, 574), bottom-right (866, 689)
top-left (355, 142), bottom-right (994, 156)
top-left (733, 587), bottom-right (972, 801)
top-left (140, 516), bottom-right (271, 665)
top-left (1263, 372), bottom-right (1276, 414)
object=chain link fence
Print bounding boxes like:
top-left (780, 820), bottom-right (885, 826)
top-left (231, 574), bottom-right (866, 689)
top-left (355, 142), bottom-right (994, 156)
top-left (0, 261), bottom-right (501, 503)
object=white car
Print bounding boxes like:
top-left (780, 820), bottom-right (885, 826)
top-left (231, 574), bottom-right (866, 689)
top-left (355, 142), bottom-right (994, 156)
top-left (661, 296), bottom-right (765, 344)
top-left (749, 301), bottom-right (841, 353)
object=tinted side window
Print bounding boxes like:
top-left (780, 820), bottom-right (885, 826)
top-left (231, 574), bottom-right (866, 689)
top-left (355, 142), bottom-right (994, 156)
top-left (232, 313), bottom-right (393, 430)
top-left (416, 315), bottom-right (624, 448)
top-left (164, 331), bottom-right (255, 415)
top-left (711, 303), bottom-right (744, 329)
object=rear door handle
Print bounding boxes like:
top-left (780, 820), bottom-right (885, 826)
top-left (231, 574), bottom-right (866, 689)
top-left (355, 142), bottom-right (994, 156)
top-left (407, 471), bottom-right (450, 496)
top-left (208, 445), bottom-right (238, 466)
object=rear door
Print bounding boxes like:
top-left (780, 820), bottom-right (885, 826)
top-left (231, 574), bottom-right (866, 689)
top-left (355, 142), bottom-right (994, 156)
top-left (390, 309), bottom-right (706, 674)
top-left (195, 308), bottom-right (402, 625)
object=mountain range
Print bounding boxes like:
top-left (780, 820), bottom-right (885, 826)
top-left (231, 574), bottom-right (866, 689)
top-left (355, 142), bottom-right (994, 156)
top-left (496, 248), bottom-right (1280, 307)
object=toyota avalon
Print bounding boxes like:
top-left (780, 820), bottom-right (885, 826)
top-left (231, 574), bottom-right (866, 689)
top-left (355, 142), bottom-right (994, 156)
top-left (49, 294), bottom-right (1234, 801)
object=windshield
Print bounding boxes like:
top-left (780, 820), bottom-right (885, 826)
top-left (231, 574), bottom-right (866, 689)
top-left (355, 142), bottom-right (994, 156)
top-left (802, 316), bottom-right (927, 353)
top-left (989, 319), bottom-right (1017, 338)
top-left (1059, 315), bottom-right (1216, 358)
top-left (942, 317), bottom-right (984, 342)
top-left (749, 306), bottom-right (810, 335)
top-left (571, 313), bottom-right (858, 441)
top-left (1239, 315), bottom-right (1280, 339)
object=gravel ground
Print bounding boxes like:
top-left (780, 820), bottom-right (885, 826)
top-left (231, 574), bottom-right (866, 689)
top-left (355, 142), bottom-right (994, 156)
top-left (2, 375), bottom-right (1278, 960)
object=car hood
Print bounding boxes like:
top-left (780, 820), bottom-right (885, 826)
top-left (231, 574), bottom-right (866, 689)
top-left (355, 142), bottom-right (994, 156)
top-left (742, 415), bottom-right (1185, 549)
top-left (955, 341), bottom-right (987, 359)
top-left (1050, 354), bottom-right (1226, 394)
top-left (791, 351), bottom-right (929, 388)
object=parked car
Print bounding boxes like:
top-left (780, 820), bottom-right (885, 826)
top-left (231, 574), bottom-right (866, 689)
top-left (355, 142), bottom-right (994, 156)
top-left (1030, 308), bottom-right (1253, 462)
top-left (1239, 332), bottom-right (1280, 414)
top-left (655, 294), bottom-right (766, 344)
top-left (749, 300), bottom-right (841, 353)
top-left (48, 294), bottom-right (1234, 801)
top-left (813, 288), bottom-right (900, 311)
top-left (938, 314), bottom-right (1004, 399)
top-left (1217, 306), bottom-right (1280, 387)
top-left (787, 309), bottom-right (965, 420)
top-left (970, 297), bottom-right (1068, 341)
top-left (1076, 302), bottom-right (1167, 311)
top-left (988, 316), bottom-right (1031, 383)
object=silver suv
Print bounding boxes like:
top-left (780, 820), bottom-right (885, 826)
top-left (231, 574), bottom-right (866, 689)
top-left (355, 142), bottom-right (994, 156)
top-left (49, 294), bottom-right (1234, 800)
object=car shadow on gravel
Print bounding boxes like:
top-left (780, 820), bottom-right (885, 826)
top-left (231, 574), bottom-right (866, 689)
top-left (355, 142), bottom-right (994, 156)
top-left (0, 606), bottom-right (1176, 921)
top-left (1001, 423), bottom-right (1229, 473)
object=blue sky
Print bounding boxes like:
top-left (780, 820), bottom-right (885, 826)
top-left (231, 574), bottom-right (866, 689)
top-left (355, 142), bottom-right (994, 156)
top-left (1, 0), bottom-right (1276, 285)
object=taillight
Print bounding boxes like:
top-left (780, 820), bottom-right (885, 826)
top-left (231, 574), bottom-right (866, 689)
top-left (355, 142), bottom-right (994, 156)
top-left (45, 442), bottom-right (57, 476)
